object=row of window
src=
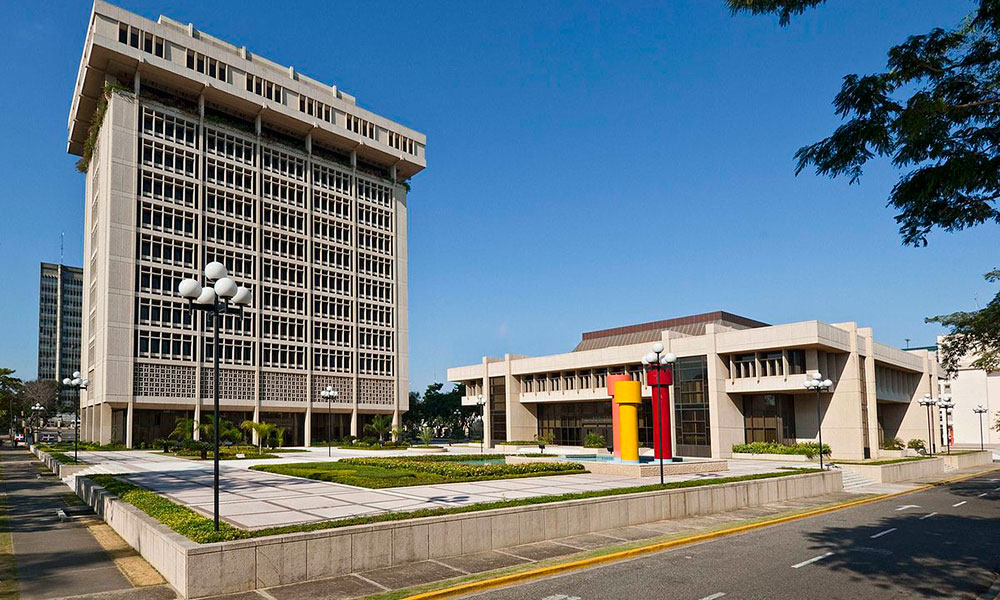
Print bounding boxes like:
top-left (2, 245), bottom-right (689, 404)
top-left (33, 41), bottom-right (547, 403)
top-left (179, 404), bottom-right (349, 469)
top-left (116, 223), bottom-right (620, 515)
top-left (139, 201), bottom-right (196, 239)
top-left (359, 352), bottom-right (394, 376)
top-left (119, 23), bottom-right (165, 58)
top-left (141, 171), bottom-right (197, 207)
top-left (345, 114), bottom-right (377, 140)
top-left (142, 107), bottom-right (197, 147)
top-left (358, 253), bottom-right (393, 279)
top-left (142, 139), bottom-right (198, 178)
top-left (206, 157), bottom-right (255, 193)
top-left (246, 73), bottom-right (285, 104)
top-left (139, 234), bottom-right (195, 269)
top-left (186, 50), bottom-right (228, 82)
top-left (205, 129), bottom-right (254, 165)
top-left (263, 260), bottom-right (305, 288)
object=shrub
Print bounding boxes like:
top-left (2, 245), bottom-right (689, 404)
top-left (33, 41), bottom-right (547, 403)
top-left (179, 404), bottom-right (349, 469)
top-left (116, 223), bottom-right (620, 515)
top-left (907, 439), bottom-right (926, 452)
top-left (731, 441), bottom-right (831, 458)
top-left (419, 427), bottom-right (434, 446)
top-left (583, 432), bottom-right (606, 449)
top-left (881, 437), bottom-right (905, 450)
top-left (334, 456), bottom-right (583, 478)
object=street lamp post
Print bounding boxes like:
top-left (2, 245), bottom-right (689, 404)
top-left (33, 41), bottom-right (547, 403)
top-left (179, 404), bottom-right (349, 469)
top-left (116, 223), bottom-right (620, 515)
top-left (61, 371), bottom-right (90, 464)
top-left (320, 386), bottom-right (339, 457)
top-left (804, 373), bottom-right (833, 470)
top-left (177, 262), bottom-right (251, 532)
top-left (919, 394), bottom-right (937, 457)
top-left (476, 394), bottom-right (485, 454)
top-left (974, 406), bottom-right (988, 451)
top-left (937, 396), bottom-right (954, 454)
top-left (641, 342), bottom-right (676, 486)
top-left (29, 403), bottom-right (45, 446)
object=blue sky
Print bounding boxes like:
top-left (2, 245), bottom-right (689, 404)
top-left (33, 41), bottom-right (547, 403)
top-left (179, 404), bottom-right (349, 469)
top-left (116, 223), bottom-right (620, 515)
top-left (1, 0), bottom-right (995, 394)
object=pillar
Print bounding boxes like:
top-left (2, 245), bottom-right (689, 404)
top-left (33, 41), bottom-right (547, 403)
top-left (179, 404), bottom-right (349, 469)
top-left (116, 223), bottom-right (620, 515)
top-left (615, 380), bottom-right (642, 463)
top-left (98, 403), bottom-right (113, 445)
top-left (304, 405), bottom-right (312, 447)
top-left (481, 356), bottom-right (492, 447)
top-left (350, 408), bottom-right (358, 438)
top-left (251, 404), bottom-right (260, 446)
top-left (193, 402), bottom-right (201, 441)
top-left (126, 401), bottom-right (134, 448)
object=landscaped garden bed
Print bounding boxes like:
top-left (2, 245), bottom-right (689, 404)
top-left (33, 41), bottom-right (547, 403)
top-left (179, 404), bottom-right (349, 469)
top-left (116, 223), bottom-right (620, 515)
top-left (731, 442), bottom-right (830, 460)
top-left (248, 454), bottom-right (587, 488)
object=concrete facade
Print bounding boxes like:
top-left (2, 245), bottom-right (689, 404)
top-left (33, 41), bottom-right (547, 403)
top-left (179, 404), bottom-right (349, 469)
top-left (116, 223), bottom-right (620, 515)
top-left (448, 312), bottom-right (941, 461)
top-left (69, 1), bottom-right (424, 446)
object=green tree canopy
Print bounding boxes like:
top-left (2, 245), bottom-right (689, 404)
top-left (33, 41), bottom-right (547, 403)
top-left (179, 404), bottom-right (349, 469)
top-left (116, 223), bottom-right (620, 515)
top-left (728, 0), bottom-right (1000, 372)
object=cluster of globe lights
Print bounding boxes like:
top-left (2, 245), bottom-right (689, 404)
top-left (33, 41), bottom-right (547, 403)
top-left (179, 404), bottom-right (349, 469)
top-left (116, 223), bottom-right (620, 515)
top-left (62, 371), bottom-right (89, 389)
top-left (804, 372), bottom-right (833, 390)
top-left (176, 261), bottom-right (252, 307)
top-left (641, 342), bottom-right (676, 366)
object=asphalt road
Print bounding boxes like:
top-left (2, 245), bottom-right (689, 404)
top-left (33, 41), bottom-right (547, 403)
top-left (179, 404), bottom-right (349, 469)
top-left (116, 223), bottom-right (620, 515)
top-left (460, 471), bottom-right (1000, 600)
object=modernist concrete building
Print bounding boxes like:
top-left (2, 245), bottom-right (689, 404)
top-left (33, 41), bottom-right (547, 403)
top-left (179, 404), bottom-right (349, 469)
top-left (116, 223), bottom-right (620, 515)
top-left (69, 1), bottom-right (424, 446)
top-left (37, 263), bottom-right (84, 407)
top-left (934, 340), bottom-right (999, 449)
top-left (448, 312), bottom-right (940, 460)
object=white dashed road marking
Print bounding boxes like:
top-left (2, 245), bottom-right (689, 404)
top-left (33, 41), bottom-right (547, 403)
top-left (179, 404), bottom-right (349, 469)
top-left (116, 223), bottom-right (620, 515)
top-left (919, 512), bottom-right (938, 520)
top-left (953, 501), bottom-right (967, 507)
top-left (870, 528), bottom-right (897, 539)
top-left (895, 505), bottom-right (920, 511)
top-left (791, 552), bottom-right (834, 569)
top-left (978, 493), bottom-right (988, 498)
top-left (698, 593), bottom-right (726, 600)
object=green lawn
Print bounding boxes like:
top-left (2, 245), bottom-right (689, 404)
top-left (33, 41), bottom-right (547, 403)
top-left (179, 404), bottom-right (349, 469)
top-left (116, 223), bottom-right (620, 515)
top-left (250, 455), bottom-right (586, 488)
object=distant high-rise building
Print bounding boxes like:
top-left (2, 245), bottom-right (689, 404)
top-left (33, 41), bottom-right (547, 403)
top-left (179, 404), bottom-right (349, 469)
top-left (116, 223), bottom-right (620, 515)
top-left (69, 1), bottom-right (425, 446)
top-left (37, 263), bottom-right (84, 400)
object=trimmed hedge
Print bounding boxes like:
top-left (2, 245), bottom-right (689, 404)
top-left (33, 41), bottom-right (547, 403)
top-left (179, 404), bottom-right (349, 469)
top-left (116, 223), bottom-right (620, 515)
top-left (88, 468), bottom-right (822, 544)
top-left (732, 441), bottom-right (831, 458)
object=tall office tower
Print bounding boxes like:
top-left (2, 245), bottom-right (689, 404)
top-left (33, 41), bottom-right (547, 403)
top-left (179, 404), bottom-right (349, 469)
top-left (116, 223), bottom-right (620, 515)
top-left (37, 263), bottom-right (85, 408)
top-left (68, 2), bottom-right (425, 446)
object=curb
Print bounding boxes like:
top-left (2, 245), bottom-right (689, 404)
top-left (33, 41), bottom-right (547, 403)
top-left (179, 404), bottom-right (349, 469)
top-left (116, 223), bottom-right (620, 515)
top-left (398, 466), bottom-right (1000, 600)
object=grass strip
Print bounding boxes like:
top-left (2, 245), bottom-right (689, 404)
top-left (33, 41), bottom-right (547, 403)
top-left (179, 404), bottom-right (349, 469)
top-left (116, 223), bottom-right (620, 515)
top-left (834, 456), bottom-right (935, 466)
top-left (250, 455), bottom-right (585, 488)
top-left (87, 468), bottom-right (819, 544)
top-left (0, 462), bottom-right (18, 600)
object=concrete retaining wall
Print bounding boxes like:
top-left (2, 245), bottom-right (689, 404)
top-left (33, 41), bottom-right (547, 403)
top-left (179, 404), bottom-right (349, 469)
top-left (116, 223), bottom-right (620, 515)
top-left (837, 458), bottom-right (944, 483)
top-left (942, 451), bottom-right (993, 470)
top-left (30, 446), bottom-right (90, 479)
top-left (73, 470), bottom-right (841, 598)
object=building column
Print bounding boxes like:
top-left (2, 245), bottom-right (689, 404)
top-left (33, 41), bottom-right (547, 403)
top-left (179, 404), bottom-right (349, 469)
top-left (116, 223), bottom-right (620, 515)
top-left (350, 407), bottom-right (358, 438)
top-left (304, 405), bottom-right (312, 447)
top-left (481, 356), bottom-right (492, 447)
top-left (251, 404), bottom-right (260, 446)
top-left (125, 401), bottom-right (134, 448)
top-left (98, 403), bottom-right (113, 445)
top-left (193, 402), bottom-right (201, 441)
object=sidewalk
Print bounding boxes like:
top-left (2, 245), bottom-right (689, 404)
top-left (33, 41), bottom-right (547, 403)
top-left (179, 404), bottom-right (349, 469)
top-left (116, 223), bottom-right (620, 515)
top-left (0, 446), bottom-right (157, 599)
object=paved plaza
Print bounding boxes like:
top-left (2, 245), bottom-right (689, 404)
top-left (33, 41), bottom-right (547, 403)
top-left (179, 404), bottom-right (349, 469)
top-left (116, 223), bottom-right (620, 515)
top-left (64, 448), bottom-right (815, 529)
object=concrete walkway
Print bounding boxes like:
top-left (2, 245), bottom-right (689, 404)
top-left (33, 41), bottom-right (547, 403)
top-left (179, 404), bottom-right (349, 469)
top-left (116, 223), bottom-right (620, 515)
top-left (0, 446), bottom-right (135, 599)
top-left (65, 450), bottom-right (808, 529)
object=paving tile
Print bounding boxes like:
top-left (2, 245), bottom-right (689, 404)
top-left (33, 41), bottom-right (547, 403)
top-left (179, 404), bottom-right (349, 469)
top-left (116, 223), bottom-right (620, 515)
top-left (263, 575), bottom-right (382, 600)
top-left (436, 551), bottom-right (531, 574)
top-left (228, 509), bottom-right (318, 529)
top-left (558, 532), bottom-right (627, 549)
top-left (361, 560), bottom-right (466, 589)
top-left (504, 541), bottom-right (582, 561)
top-left (306, 504), bottom-right (383, 520)
top-left (269, 495), bottom-right (350, 510)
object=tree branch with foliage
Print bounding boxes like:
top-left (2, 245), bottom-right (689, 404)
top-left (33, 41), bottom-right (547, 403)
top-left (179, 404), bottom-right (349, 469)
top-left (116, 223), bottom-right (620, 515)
top-left (728, 0), bottom-right (1000, 373)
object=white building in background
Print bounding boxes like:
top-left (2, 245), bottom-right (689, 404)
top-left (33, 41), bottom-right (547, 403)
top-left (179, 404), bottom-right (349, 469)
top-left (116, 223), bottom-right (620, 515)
top-left (69, 1), bottom-right (424, 446)
top-left (934, 338), bottom-right (1000, 448)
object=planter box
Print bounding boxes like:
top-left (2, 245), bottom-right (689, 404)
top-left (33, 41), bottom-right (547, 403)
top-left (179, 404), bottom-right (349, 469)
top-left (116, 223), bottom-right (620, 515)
top-left (406, 446), bottom-right (446, 453)
top-left (74, 469), bottom-right (841, 598)
top-left (837, 458), bottom-right (944, 483)
top-left (730, 453), bottom-right (813, 462)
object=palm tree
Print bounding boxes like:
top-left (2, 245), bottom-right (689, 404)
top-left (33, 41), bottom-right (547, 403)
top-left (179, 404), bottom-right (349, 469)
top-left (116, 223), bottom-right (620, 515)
top-left (364, 414), bottom-right (393, 445)
top-left (240, 420), bottom-right (277, 453)
top-left (169, 417), bottom-right (198, 442)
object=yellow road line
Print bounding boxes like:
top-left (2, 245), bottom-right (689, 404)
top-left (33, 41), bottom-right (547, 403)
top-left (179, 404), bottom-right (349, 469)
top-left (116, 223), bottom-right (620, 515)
top-left (399, 467), bottom-right (1000, 600)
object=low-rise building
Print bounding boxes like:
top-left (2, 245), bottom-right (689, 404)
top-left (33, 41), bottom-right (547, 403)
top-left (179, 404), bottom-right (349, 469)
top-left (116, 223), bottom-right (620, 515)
top-left (933, 339), bottom-right (999, 449)
top-left (447, 311), bottom-right (939, 460)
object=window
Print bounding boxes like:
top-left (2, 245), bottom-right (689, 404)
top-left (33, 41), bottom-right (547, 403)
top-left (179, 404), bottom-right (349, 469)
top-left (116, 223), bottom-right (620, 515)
top-left (119, 23), bottom-right (164, 58)
top-left (246, 73), bottom-right (284, 104)
top-left (186, 50), bottom-right (227, 82)
top-left (788, 350), bottom-right (806, 375)
top-left (743, 394), bottom-right (796, 444)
